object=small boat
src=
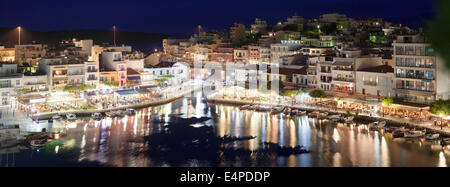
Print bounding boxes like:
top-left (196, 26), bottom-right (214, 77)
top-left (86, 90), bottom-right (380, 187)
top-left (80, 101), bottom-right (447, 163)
top-left (392, 127), bottom-right (409, 138)
top-left (344, 116), bottom-right (354, 123)
top-left (240, 104), bottom-right (250, 110)
top-left (318, 112), bottom-right (328, 119)
top-left (114, 110), bottom-right (126, 117)
top-left (291, 109), bottom-right (299, 116)
top-left (91, 113), bottom-right (102, 120)
top-left (369, 121), bottom-right (386, 130)
top-left (308, 111), bottom-right (319, 118)
top-left (270, 106), bottom-right (284, 115)
top-left (299, 111), bottom-right (307, 116)
top-left (426, 134), bottom-right (440, 141)
top-left (328, 115), bottom-right (341, 122)
top-left (441, 138), bottom-right (450, 146)
top-left (52, 115), bottom-right (62, 120)
top-left (105, 111), bottom-right (116, 118)
top-left (126, 108), bottom-right (136, 116)
top-left (404, 131), bottom-right (425, 138)
top-left (66, 113), bottom-right (77, 121)
top-left (283, 108), bottom-right (291, 115)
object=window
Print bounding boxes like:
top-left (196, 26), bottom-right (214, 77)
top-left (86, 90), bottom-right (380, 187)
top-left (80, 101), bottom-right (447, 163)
top-left (16, 80), bottom-right (20, 85)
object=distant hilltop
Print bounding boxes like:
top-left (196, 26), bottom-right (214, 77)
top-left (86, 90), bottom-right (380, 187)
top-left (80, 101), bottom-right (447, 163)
top-left (0, 28), bottom-right (171, 47)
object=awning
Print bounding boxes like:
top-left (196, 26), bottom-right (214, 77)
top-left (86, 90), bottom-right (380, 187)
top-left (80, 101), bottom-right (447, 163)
top-left (136, 88), bottom-right (150, 94)
top-left (115, 90), bottom-right (139, 95)
top-left (127, 76), bottom-right (141, 81)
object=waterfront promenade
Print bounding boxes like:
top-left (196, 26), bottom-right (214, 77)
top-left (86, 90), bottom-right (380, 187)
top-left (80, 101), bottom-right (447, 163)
top-left (207, 95), bottom-right (450, 137)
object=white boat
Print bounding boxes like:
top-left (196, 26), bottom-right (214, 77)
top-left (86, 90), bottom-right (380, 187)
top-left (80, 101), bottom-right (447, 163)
top-left (328, 115), bottom-right (341, 122)
top-left (240, 104), bottom-right (250, 110)
top-left (105, 111), bottom-right (116, 118)
top-left (114, 110), bottom-right (126, 117)
top-left (66, 113), bottom-right (77, 121)
top-left (426, 134), bottom-right (440, 140)
top-left (344, 116), bottom-right (354, 123)
top-left (52, 115), bottom-right (62, 120)
top-left (442, 138), bottom-right (450, 146)
top-left (299, 111), bottom-right (307, 116)
top-left (126, 108), bottom-right (136, 116)
top-left (369, 121), bottom-right (386, 130)
top-left (404, 131), bottom-right (425, 138)
top-left (270, 106), bottom-right (284, 115)
top-left (91, 113), bottom-right (102, 120)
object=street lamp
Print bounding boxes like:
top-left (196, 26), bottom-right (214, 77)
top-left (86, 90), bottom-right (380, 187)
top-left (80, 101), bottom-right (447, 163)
top-left (440, 113), bottom-right (444, 130)
top-left (17, 26), bottom-right (21, 45)
top-left (382, 103), bottom-right (385, 117)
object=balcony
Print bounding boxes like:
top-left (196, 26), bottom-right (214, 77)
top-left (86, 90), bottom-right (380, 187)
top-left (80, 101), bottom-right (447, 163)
top-left (396, 74), bottom-right (434, 80)
top-left (87, 77), bottom-right (98, 81)
top-left (395, 64), bottom-right (435, 69)
top-left (333, 67), bottom-right (353, 71)
top-left (87, 69), bottom-right (98, 73)
top-left (333, 78), bottom-right (354, 82)
top-left (53, 74), bottom-right (67, 79)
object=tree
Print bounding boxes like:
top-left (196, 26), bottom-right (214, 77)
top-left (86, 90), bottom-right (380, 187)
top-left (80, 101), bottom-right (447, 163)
top-left (430, 100), bottom-right (450, 116)
top-left (309, 90), bottom-right (327, 99)
top-left (426, 0), bottom-right (450, 70)
top-left (382, 97), bottom-right (394, 106)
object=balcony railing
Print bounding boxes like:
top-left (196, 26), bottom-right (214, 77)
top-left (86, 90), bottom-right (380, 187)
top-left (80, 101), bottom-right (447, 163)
top-left (396, 87), bottom-right (435, 92)
top-left (396, 74), bottom-right (434, 80)
top-left (333, 68), bottom-right (353, 71)
top-left (87, 69), bottom-right (98, 73)
top-left (395, 64), bottom-right (435, 68)
top-left (333, 78), bottom-right (354, 82)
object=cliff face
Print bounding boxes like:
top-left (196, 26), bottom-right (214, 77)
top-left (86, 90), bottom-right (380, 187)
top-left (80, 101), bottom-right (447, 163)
top-left (0, 28), bottom-right (170, 47)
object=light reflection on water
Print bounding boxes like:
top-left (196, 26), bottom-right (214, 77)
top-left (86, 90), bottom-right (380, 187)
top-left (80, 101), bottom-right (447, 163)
top-left (1, 91), bottom-right (449, 167)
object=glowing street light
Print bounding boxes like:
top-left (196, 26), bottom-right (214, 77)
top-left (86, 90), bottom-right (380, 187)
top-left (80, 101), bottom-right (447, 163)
top-left (17, 26), bottom-right (21, 45)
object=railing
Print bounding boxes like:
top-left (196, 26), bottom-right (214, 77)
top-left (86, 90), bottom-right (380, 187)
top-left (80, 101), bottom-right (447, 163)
top-left (396, 87), bottom-right (435, 92)
top-left (396, 74), bottom-right (434, 80)
top-left (395, 64), bottom-right (435, 68)
top-left (333, 78), bottom-right (354, 82)
top-left (333, 68), bottom-right (353, 71)
top-left (87, 69), bottom-right (98, 73)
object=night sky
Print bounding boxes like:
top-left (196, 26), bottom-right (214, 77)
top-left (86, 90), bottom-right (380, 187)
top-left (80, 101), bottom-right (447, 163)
top-left (0, 0), bottom-right (437, 35)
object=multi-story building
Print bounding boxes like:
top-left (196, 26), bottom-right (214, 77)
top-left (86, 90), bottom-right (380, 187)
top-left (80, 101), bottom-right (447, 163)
top-left (0, 63), bottom-right (23, 106)
top-left (100, 51), bottom-right (127, 87)
top-left (355, 65), bottom-right (395, 98)
top-left (316, 57), bottom-right (333, 91)
top-left (270, 43), bottom-right (301, 63)
top-left (233, 48), bottom-right (248, 63)
top-left (84, 61), bottom-right (100, 89)
top-left (251, 18), bottom-right (268, 34)
top-left (331, 58), bottom-right (355, 93)
top-left (393, 34), bottom-right (450, 104)
top-left (0, 46), bottom-right (15, 62)
top-left (15, 44), bottom-right (47, 66)
top-left (38, 57), bottom-right (69, 91)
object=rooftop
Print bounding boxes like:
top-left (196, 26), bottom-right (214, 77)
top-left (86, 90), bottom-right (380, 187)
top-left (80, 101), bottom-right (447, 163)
top-left (358, 65), bottom-right (394, 73)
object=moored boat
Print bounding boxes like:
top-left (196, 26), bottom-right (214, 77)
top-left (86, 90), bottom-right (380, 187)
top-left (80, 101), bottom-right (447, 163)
top-left (66, 113), bottom-right (77, 121)
top-left (126, 108), bottom-right (136, 116)
top-left (328, 114), bottom-right (341, 122)
top-left (369, 121), bottom-right (386, 130)
top-left (344, 116), bottom-right (354, 123)
top-left (105, 111), bottom-right (116, 118)
top-left (426, 134), bottom-right (440, 141)
top-left (91, 113), bottom-right (102, 120)
top-left (404, 130), bottom-right (425, 138)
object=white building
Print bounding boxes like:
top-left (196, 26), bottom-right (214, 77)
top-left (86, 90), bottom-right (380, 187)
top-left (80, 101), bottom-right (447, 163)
top-left (356, 65), bottom-right (395, 98)
top-left (0, 63), bottom-right (23, 106)
top-left (393, 34), bottom-right (450, 104)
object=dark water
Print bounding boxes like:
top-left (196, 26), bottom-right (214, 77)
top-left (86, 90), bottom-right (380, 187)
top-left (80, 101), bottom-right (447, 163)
top-left (1, 90), bottom-right (449, 167)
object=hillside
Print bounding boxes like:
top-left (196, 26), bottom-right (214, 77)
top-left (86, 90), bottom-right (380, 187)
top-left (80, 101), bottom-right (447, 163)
top-left (0, 28), bottom-right (170, 47)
